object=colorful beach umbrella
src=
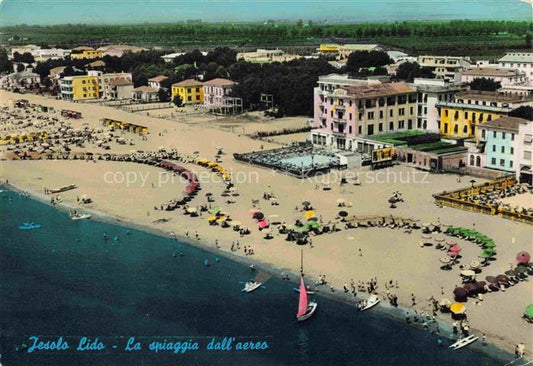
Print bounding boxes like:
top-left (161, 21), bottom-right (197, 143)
top-left (209, 206), bottom-right (221, 214)
top-left (207, 216), bottom-right (217, 221)
top-left (450, 245), bottom-right (462, 252)
top-left (496, 274), bottom-right (510, 284)
top-left (450, 302), bottom-right (466, 314)
top-left (258, 220), bottom-right (269, 229)
top-left (516, 251), bottom-right (531, 264)
top-left (305, 211), bottom-right (315, 219)
top-left (525, 304), bottom-right (533, 319)
top-left (453, 287), bottom-right (467, 299)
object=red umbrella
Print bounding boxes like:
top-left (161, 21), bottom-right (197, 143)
top-left (258, 220), bottom-right (269, 229)
top-left (516, 251), bottom-right (530, 264)
top-left (450, 245), bottom-right (462, 252)
top-left (448, 251), bottom-right (458, 257)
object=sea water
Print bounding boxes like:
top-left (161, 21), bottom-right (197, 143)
top-left (0, 189), bottom-right (510, 365)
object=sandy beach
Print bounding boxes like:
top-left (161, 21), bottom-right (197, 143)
top-left (1, 90), bottom-right (532, 359)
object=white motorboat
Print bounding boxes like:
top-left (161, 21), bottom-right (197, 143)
top-left (359, 295), bottom-right (380, 311)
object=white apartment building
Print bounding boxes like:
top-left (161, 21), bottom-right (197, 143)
top-left (499, 52), bottom-right (533, 82)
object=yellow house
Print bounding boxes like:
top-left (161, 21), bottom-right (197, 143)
top-left (439, 106), bottom-right (502, 139)
top-left (59, 75), bottom-right (99, 101)
top-left (70, 46), bottom-right (103, 60)
top-left (171, 79), bottom-right (204, 104)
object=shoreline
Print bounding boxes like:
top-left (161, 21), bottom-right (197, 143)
top-left (2, 182), bottom-right (516, 363)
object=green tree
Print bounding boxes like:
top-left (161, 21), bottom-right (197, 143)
top-left (158, 88), bottom-right (170, 102)
top-left (0, 48), bottom-right (12, 73)
top-left (469, 78), bottom-right (501, 92)
top-left (395, 62), bottom-right (435, 82)
top-left (172, 95), bottom-right (183, 107)
top-left (16, 63), bottom-right (25, 72)
top-left (526, 33), bottom-right (532, 49)
top-left (509, 106), bottom-right (533, 121)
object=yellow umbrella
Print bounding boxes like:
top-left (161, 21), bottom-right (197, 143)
top-left (450, 302), bottom-right (466, 315)
top-left (217, 216), bottom-right (227, 222)
top-left (305, 211), bottom-right (315, 219)
top-left (197, 158), bottom-right (208, 164)
top-left (207, 216), bottom-right (217, 221)
top-left (222, 173), bottom-right (230, 179)
top-left (207, 161), bottom-right (217, 167)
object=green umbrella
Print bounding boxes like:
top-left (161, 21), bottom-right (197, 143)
top-left (208, 206), bottom-right (221, 214)
top-left (525, 304), bottom-right (533, 319)
top-left (480, 249), bottom-right (496, 258)
top-left (309, 222), bottom-right (321, 229)
top-left (446, 226), bottom-right (457, 234)
top-left (483, 240), bottom-right (496, 249)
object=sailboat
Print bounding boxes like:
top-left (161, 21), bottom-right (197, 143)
top-left (296, 249), bottom-right (317, 321)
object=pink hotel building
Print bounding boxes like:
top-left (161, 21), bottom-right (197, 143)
top-left (311, 74), bottom-right (420, 152)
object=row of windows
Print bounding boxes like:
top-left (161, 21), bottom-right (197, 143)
top-left (491, 145), bottom-right (514, 154)
top-left (483, 130), bottom-right (515, 140)
top-left (323, 95), bottom-right (417, 107)
top-left (329, 120), bottom-right (414, 135)
top-left (327, 107), bottom-right (415, 120)
top-left (490, 157), bottom-right (513, 168)
top-left (444, 109), bottom-right (494, 123)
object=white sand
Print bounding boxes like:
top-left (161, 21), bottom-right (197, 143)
top-left (1, 90), bottom-right (532, 357)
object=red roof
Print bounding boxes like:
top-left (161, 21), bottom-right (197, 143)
top-left (148, 75), bottom-right (168, 83)
top-left (172, 79), bottom-right (203, 87)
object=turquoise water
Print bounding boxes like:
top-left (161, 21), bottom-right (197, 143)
top-left (280, 154), bottom-right (337, 168)
top-left (1, 0), bottom-right (530, 26)
top-left (0, 188), bottom-right (511, 365)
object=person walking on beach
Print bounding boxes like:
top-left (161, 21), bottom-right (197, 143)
top-left (185, 229), bottom-right (189, 237)
top-left (358, 248), bottom-right (363, 256)
top-left (411, 294), bottom-right (416, 307)
top-left (194, 231), bottom-right (199, 240)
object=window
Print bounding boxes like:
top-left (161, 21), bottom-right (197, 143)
top-left (349, 113), bottom-right (353, 120)
top-left (389, 110), bottom-right (393, 117)
top-left (509, 160), bottom-right (513, 168)
top-left (187, 88), bottom-right (191, 93)
top-left (510, 147), bottom-right (514, 154)
top-left (492, 145), bottom-right (496, 152)
top-left (368, 112), bottom-right (374, 119)
top-left (500, 159), bottom-right (505, 167)
top-left (502, 132), bottom-right (506, 139)
top-left (511, 133), bottom-right (515, 141)
top-left (463, 126), bottom-right (468, 134)
top-left (491, 158), bottom-right (496, 165)
top-left (493, 131), bottom-right (497, 138)
top-left (399, 120), bottom-right (405, 129)
top-left (367, 125), bottom-right (374, 135)
top-left (349, 126), bottom-right (352, 134)
top-left (482, 130), bottom-right (486, 139)
top-left (399, 108), bottom-right (405, 116)
top-left (379, 123), bottom-right (383, 132)
top-left (501, 146), bottom-right (505, 153)
top-left (358, 126), bottom-right (362, 134)
top-left (454, 125), bottom-right (458, 133)
top-left (389, 122), bottom-right (394, 131)
top-left (188, 96), bottom-right (192, 101)
top-left (379, 111), bottom-right (384, 119)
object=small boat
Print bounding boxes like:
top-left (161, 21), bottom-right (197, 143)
top-left (70, 212), bottom-right (91, 221)
top-left (293, 287), bottom-right (315, 295)
top-left (296, 250), bottom-right (317, 322)
top-left (242, 280), bottom-right (262, 293)
top-left (449, 334), bottom-right (479, 350)
top-left (19, 222), bottom-right (41, 230)
top-left (359, 295), bottom-right (380, 311)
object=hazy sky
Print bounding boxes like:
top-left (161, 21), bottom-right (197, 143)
top-left (1, 0), bottom-right (531, 26)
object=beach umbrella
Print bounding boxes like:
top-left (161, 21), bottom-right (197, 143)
top-left (207, 216), bottom-right (217, 222)
top-left (440, 256), bottom-right (452, 264)
top-left (338, 211), bottom-right (348, 217)
top-left (309, 222), bottom-right (321, 230)
top-left (450, 302), bottom-right (466, 314)
top-left (460, 270), bottom-right (476, 277)
top-left (485, 276), bottom-right (497, 284)
top-left (483, 240), bottom-right (496, 249)
top-left (479, 250), bottom-right (495, 258)
top-left (438, 298), bottom-right (451, 307)
top-left (504, 269), bottom-right (517, 277)
top-left (470, 260), bottom-right (481, 269)
top-left (474, 281), bottom-right (487, 292)
top-left (514, 265), bottom-right (528, 275)
top-left (446, 240), bottom-right (457, 246)
top-left (336, 198), bottom-right (346, 204)
top-left (216, 216), bottom-right (227, 223)
top-left (434, 236), bottom-right (445, 242)
top-left (453, 287), bottom-right (467, 299)
top-left (464, 283), bottom-right (477, 294)
top-left (186, 207), bottom-right (197, 214)
top-left (496, 274), bottom-right (510, 284)
top-left (516, 251), bottom-right (530, 264)
top-left (450, 245), bottom-right (462, 252)
top-left (253, 212), bottom-right (264, 220)
top-left (448, 251), bottom-right (458, 257)
top-left (209, 206), bottom-right (221, 214)
top-left (258, 220), bottom-right (269, 229)
top-left (249, 208), bottom-right (261, 214)
top-left (305, 211), bottom-right (315, 219)
top-left (525, 305), bottom-right (533, 320)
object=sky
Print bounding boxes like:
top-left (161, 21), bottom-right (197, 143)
top-left (0, 0), bottom-right (531, 26)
